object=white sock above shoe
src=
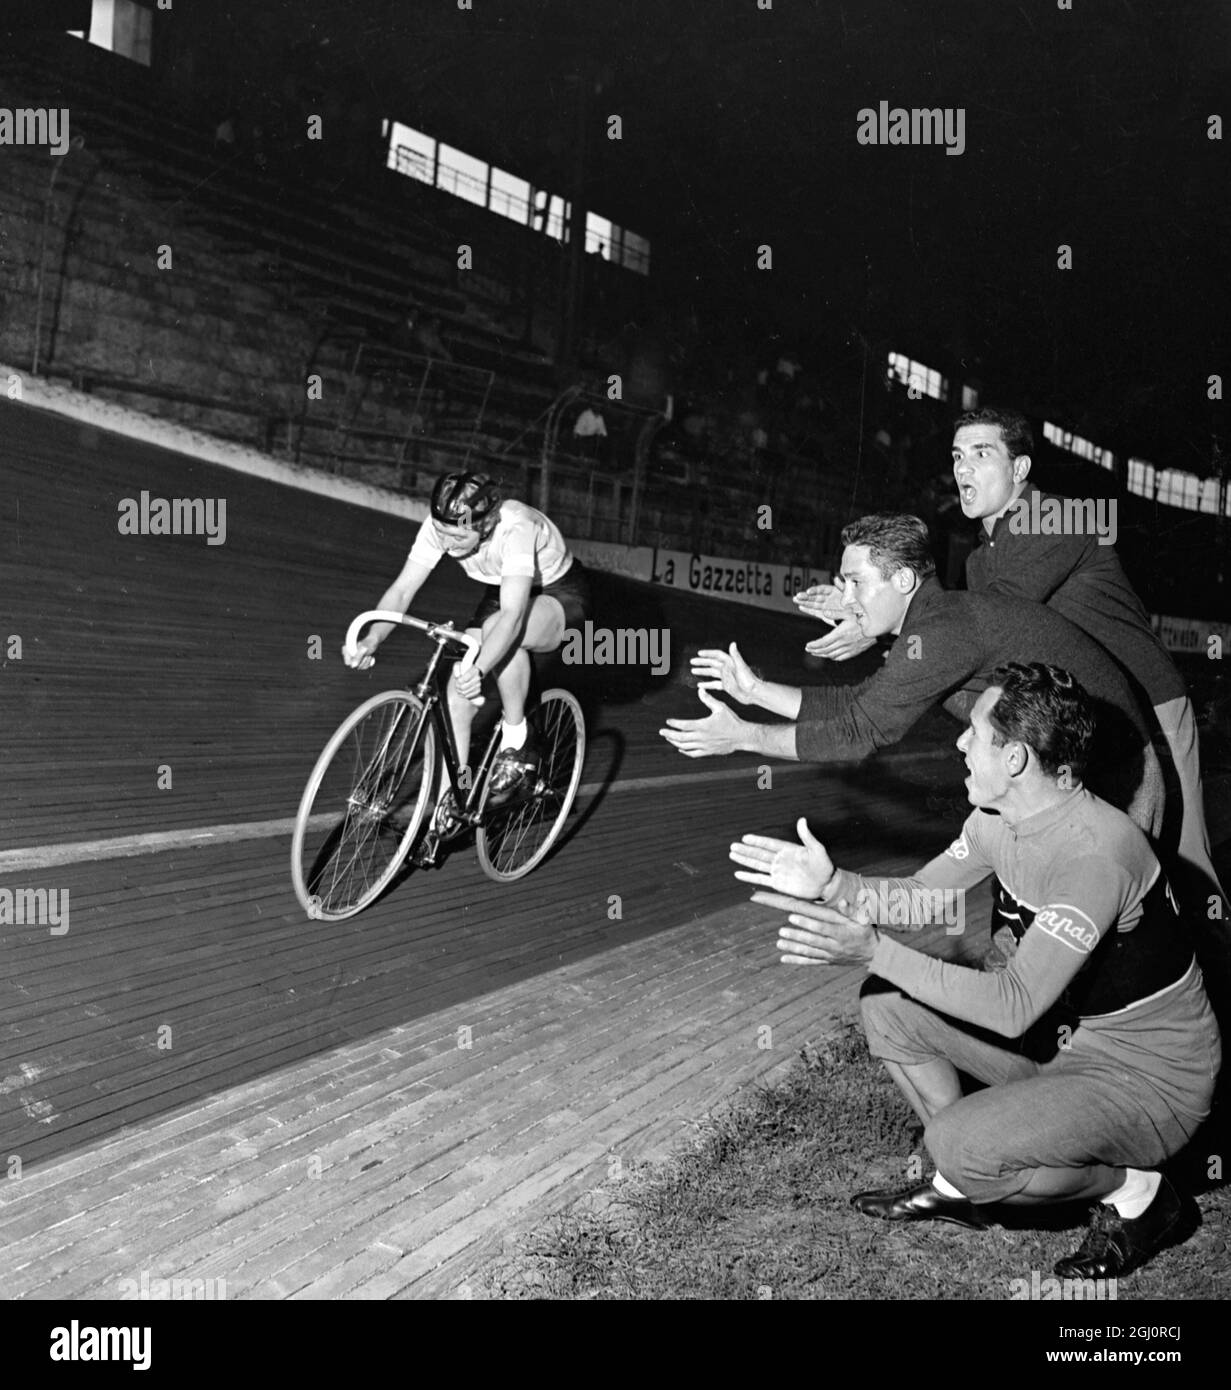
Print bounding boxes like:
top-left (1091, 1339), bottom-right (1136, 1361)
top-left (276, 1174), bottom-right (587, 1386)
top-left (1102, 1168), bottom-right (1161, 1220)
top-left (500, 719), bottom-right (527, 752)
top-left (931, 1172), bottom-right (966, 1199)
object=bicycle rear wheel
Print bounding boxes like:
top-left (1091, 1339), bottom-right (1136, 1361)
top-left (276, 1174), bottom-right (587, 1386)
top-left (475, 688), bottom-right (585, 882)
top-left (291, 690), bottom-right (437, 919)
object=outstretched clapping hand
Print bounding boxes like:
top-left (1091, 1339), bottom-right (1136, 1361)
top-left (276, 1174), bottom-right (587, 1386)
top-left (752, 891), bottom-right (878, 966)
top-left (730, 816), bottom-right (835, 899)
top-left (660, 686), bottom-right (749, 758)
top-left (689, 643), bottom-right (761, 705)
top-left (794, 583), bottom-right (877, 662)
top-left (804, 616), bottom-right (877, 661)
top-left (792, 582), bottom-right (847, 622)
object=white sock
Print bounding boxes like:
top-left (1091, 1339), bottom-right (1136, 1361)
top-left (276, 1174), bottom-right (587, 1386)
top-left (1102, 1168), bottom-right (1161, 1220)
top-left (931, 1172), bottom-right (966, 1199)
top-left (500, 719), bottom-right (527, 752)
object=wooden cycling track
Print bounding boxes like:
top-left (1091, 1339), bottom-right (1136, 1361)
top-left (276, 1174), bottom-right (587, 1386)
top-left (2, 399), bottom-right (1228, 1298)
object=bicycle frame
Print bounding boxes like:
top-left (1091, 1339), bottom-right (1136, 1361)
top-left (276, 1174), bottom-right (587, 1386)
top-left (412, 636), bottom-right (503, 820)
top-left (344, 608), bottom-right (499, 825)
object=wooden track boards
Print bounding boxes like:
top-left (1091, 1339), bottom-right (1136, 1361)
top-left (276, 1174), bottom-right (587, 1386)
top-left (3, 398), bottom-right (1226, 1298)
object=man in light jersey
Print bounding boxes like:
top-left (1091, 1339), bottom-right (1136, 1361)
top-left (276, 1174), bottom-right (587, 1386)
top-left (732, 663), bottom-right (1220, 1279)
top-left (344, 472), bottom-right (591, 819)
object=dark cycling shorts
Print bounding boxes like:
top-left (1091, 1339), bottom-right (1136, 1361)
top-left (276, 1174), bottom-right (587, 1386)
top-left (469, 558), bottom-right (593, 636)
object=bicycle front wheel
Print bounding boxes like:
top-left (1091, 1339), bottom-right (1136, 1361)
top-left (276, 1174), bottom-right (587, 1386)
top-left (476, 688), bottom-right (586, 882)
top-left (291, 690), bottom-right (438, 919)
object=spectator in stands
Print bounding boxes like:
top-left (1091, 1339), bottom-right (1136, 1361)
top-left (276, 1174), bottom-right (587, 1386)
top-left (415, 315), bottom-right (453, 363)
top-left (250, 123), bottom-right (269, 172)
top-left (390, 303), bottom-right (420, 354)
top-left (573, 406), bottom-right (607, 438)
top-left (776, 354), bottom-right (802, 383)
top-left (572, 405), bottom-right (609, 462)
top-left (213, 115), bottom-right (237, 151)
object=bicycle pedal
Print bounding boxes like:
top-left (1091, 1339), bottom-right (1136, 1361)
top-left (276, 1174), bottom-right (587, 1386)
top-left (432, 811), bottom-right (471, 839)
top-left (409, 832), bottom-right (443, 868)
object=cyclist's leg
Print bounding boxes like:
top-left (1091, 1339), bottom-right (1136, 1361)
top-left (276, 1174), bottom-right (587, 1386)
top-left (482, 596), bottom-right (566, 800)
top-left (492, 594), bottom-right (566, 725)
top-left (440, 600), bottom-right (560, 797)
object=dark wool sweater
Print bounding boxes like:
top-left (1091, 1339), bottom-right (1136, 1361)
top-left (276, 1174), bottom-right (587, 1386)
top-left (796, 577), bottom-right (1151, 770)
top-left (965, 484), bottom-right (1185, 706)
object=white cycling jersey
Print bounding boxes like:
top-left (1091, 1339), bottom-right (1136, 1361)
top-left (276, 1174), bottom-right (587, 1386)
top-left (408, 498), bottom-right (572, 587)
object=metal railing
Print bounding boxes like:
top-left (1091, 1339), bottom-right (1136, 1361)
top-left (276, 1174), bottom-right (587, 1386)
top-left (293, 333), bottom-right (496, 480)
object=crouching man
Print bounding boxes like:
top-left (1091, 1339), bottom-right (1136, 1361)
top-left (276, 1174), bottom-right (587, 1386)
top-left (732, 662), bottom-right (1221, 1278)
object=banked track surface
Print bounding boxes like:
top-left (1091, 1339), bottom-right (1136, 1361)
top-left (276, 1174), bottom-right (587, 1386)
top-left (3, 399), bottom-right (1225, 1296)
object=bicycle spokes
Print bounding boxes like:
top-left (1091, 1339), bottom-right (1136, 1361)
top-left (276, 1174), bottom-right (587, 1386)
top-left (291, 692), bottom-right (437, 918)
top-left (476, 689), bottom-right (585, 882)
top-left (347, 703), bottom-right (420, 816)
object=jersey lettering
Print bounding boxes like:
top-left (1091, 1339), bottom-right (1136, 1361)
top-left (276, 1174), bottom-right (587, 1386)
top-left (1034, 905), bottom-right (1099, 955)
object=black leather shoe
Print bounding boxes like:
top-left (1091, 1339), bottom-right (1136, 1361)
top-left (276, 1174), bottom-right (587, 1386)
top-left (486, 737), bottom-right (541, 807)
top-left (1054, 1176), bottom-right (1189, 1279)
top-left (851, 1181), bottom-right (986, 1230)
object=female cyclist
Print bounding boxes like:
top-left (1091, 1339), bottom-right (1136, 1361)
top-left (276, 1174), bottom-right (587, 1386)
top-left (343, 472), bottom-right (592, 825)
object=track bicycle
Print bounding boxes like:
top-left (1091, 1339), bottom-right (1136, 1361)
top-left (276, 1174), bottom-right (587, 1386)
top-left (290, 609), bottom-right (586, 918)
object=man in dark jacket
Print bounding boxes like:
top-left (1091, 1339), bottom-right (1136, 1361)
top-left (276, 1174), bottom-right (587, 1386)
top-left (660, 513), bottom-right (1164, 833)
top-left (952, 406), bottom-right (1221, 909)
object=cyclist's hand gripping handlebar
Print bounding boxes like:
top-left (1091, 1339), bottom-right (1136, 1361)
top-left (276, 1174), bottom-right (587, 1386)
top-left (342, 610), bottom-right (485, 706)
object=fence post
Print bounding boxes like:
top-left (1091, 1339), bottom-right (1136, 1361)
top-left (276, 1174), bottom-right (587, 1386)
top-left (627, 411), bottom-right (666, 549)
top-left (32, 137), bottom-right (83, 375)
top-left (540, 436), bottom-right (552, 516)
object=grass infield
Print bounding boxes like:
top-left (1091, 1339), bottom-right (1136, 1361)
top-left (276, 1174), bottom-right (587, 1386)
top-left (483, 1023), bottom-right (1231, 1301)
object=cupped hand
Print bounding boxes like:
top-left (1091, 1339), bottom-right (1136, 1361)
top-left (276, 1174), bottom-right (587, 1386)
top-left (729, 816), bottom-right (835, 899)
top-left (688, 642), bottom-right (760, 705)
top-left (660, 686), bottom-right (749, 757)
top-left (803, 615), bottom-right (877, 661)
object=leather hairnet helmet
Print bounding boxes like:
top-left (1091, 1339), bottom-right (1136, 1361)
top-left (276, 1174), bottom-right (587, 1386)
top-left (430, 472), bottom-right (502, 532)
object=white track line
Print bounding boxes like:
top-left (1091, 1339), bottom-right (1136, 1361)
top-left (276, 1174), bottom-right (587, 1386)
top-left (0, 754), bottom-right (955, 873)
